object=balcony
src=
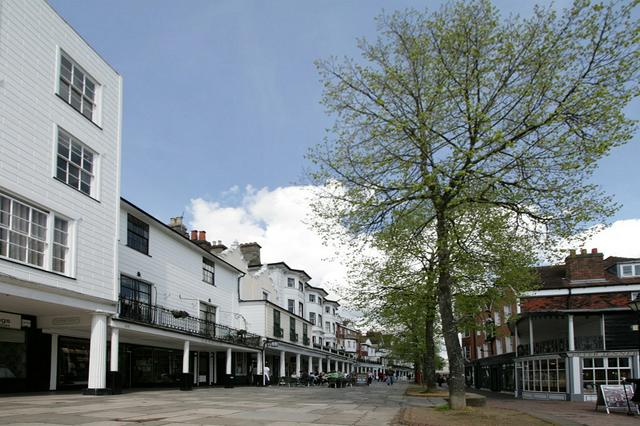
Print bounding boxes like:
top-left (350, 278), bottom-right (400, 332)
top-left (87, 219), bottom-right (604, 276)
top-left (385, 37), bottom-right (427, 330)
top-left (118, 297), bottom-right (261, 348)
top-left (517, 335), bottom-right (604, 356)
top-left (303, 336), bottom-right (310, 345)
top-left (274, 327), bottom-right (284, 338)
top-left (290, 332), bottom-right (298, 342)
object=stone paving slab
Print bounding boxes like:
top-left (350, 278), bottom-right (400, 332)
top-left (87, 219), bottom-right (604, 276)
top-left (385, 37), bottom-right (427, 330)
top-left (0, 382), bottom-right (422, 426)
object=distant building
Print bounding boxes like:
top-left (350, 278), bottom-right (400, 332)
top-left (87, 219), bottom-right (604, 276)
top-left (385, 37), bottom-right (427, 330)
top-left (463, 249), bottom-right (640, 401)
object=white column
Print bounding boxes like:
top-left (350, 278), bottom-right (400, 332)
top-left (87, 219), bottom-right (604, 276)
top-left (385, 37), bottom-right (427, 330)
top-left (528, 317), bottom-right (534, 355)
top-left (601, 314), bottom-right (607, 350)
top-left (257, 351), bottom-right (263, 375)
top-left (182, 341), bottom-right (190, 373)
top-left (226, 348), bottom-right (232, 375)
top-left (308, 356), bottom-right (314, 374)
top-left (213, 351), bottom-right (218, 384)
top-left (193, 353), bottom-right (198, 384)
top-left (110, 328), bottom-right (119, 372)
top-left (280, 350), bottom-right (286, 377)
top-left (49, 334), bottom-right (58, 391)
top-left (87, 312), bottom-right (108, 391)
top-left (318, 357), bottom-right (323, 373)
top-left (209, 352), bottom-right (214, 385)
top-left (295, 353), bottom-right (301, 376)
top-left (568, 314), bottom-right (575, 351)
top-left (569, 355), bottom-right (581, 400)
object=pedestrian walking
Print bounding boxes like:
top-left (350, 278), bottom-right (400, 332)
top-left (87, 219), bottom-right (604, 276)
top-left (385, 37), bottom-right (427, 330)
top-left (264, 363), bottom-right (271, 386)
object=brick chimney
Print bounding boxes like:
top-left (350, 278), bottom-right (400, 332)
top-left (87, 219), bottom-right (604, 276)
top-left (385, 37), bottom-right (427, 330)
top-left (565, 248), bottom-right (605, 283)
top-left (239, 242), bottom-right (262, 267)
top-left (190, 229), bottom-right (211, 251)
top-left (168, 216), bottom-right (188, 237)
top-left (210, 240), bottom-right (227, 255)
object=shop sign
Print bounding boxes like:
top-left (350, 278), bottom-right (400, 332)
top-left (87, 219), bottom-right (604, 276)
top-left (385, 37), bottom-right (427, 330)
top-left (0, 312), bottom-right (21, 329)
top-left (52, 316), bottom-right (81, 326)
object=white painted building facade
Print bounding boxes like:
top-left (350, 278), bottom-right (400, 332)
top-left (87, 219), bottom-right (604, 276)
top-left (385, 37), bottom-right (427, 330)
top-left (113, 201), bottom-right (262, 390)
top-left (0, 0), bottom-right (122, 394)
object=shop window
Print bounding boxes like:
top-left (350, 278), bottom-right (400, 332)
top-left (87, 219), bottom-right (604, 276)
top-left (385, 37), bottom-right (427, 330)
top-left (582, 356), bottom-right (632, 394)
top-left (235, 352), bottom-right (248, 376)
top-left (58, 337), bottom-right (89, 387)
top-left (520, 358), bottom-right (566, 393)
top-left (0, 328), bottom-right (26, 379)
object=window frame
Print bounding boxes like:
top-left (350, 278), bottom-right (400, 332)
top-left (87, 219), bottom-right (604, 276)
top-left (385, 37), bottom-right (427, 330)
top-left (289, 317), bottom-right (297, 342)
top-left (126, 214), bottom-right (149, 255)
top-left (287, 299), bottom-right (295, 313)
top-left (287, 277), bottom-right (295, 287)
top-left (0, 192), bottom-right (71, 275)
top-left (202, 257), bottom-right (215, 285)
top-left (55, 127), bottom-right (98, 198)
top-left (581, 356), bottom-right (632, 394)
top-left (57, 50), bottom-right (100, 124)
top-left (620, 263), bottom-right (640, 277)
top-left (273, 309), bottom-right (282, 337)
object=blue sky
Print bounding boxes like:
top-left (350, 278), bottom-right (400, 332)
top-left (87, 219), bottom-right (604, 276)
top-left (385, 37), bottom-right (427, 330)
top-left (48, 1), bottom-right (639, 289)
top-left (50, 0), bottom-right (639, 223)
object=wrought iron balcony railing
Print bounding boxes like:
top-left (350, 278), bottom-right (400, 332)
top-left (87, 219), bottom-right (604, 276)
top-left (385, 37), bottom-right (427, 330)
top-left (118, 297), bottom-right (261, 348)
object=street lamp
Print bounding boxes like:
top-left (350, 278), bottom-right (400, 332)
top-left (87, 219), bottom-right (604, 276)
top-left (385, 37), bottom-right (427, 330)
top-left (626, 297), bottom-right (640, 406)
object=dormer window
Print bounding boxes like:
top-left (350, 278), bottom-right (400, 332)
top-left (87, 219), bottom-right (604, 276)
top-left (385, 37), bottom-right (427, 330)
top-left (620, 263), bottom-right (640, 277)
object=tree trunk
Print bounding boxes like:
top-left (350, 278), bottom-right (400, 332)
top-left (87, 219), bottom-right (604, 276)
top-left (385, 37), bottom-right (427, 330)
top-left (423, 316), bottom-right (437, 390)
top-left (436, 213), bottom-right (466, 409)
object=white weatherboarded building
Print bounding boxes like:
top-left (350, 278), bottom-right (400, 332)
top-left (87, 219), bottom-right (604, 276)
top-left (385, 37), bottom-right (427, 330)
top-left (0, 0), bottom-right (122, 394)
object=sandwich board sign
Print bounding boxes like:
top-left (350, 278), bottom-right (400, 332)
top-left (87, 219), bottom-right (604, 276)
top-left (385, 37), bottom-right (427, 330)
top-left (595, 384), bottom-right (639, 414)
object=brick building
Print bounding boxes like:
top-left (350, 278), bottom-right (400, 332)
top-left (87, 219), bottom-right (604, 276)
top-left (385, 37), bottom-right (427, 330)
top-left (463, 249), bottom-right (640, 401)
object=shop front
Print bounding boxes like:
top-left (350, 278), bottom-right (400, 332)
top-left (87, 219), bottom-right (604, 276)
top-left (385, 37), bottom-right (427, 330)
top-left (0, 311), bottom-right (51, 393)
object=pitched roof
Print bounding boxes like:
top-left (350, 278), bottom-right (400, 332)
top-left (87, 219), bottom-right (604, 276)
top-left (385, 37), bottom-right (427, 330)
top-left (534, 256), bottom-right (640, 289)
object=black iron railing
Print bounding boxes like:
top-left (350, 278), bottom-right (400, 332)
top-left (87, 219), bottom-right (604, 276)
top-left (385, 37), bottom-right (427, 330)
top-left (118, 297), bottom-right (261, 348)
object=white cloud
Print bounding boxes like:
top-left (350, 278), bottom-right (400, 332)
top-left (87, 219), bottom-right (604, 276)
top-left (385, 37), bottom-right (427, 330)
top-left (190, 185), bottom-right (640, 305)
top-left (188, 185), bottom-right (349, 299)
top-left (580, 219), bottom-right (640, 258)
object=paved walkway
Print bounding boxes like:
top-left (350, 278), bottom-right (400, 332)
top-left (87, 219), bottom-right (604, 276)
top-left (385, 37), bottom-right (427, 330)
top-left (0, 382), bottom-right (440, 426)
top-left (477, 389), bottom-right (640, 426)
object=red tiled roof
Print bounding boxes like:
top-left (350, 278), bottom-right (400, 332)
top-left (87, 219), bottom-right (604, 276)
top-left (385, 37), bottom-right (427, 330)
top-left (535, 256), bottom-right (640, 289)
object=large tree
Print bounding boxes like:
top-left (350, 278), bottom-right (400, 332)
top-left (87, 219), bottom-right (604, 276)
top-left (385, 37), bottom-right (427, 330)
top-left (310, 0), bottom-right (639, 408)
